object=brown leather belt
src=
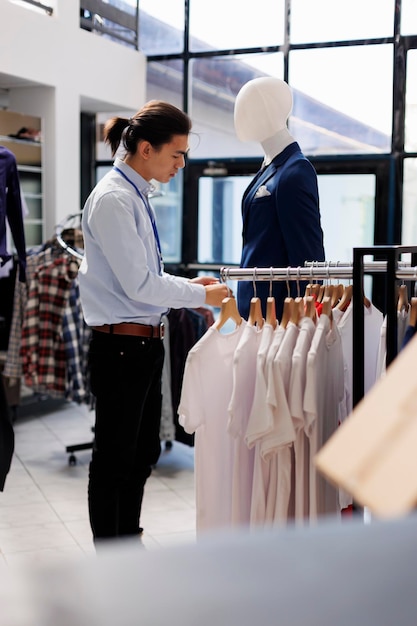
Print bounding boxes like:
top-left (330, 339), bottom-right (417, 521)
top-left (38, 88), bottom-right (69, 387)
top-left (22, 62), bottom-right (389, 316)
top-left (91, 322), bottom-right (164, 339)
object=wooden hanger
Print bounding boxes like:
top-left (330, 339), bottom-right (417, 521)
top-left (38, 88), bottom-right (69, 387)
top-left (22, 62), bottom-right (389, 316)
top-left (213, 296), bottom-right (242, 331)
top-left (305, 295), bottom-right (317, 321)
top-left (248, 296), bottom-right (264, 328)
top-left (336, 284), bottom-right (353, 312)
top-left (310, 284), bottom-right (321, 299)
top-left (321, 295), bottom-right (333, 321)
top-left (331, 283), bottom-right (344, 308)
top-left (280, 297), bottom-right (294, 329)
top-left (266, 296), bottom-right (277, 328)
top-left (363, 292), bottom-right (371, 309)
top-left (324, 284), bottom-right (334, 301)
top-left (316, 284), bottom-right (325, 303)
top-left (410, 296), bottom-right (417, 327)
top-left (291, 296), bottom-right (305, 325)
top-left (397, 284), bottom-right (409, 312)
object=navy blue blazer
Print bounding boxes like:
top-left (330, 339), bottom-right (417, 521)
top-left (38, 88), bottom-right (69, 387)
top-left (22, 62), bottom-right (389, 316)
top-left (237, 142), bottom-right (325, 321)
top-left (0, 146), bottom-right (26, 282)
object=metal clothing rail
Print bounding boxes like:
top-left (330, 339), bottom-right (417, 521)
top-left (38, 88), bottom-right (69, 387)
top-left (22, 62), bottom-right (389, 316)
top-left (221, 245), bottom-right (417, 408)
top-left (220, 263), bottom-right (417, 283)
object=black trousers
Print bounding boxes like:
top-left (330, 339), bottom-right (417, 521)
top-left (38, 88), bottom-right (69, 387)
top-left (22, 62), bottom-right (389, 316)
top-left (87, 330), bottom-right (164, 540)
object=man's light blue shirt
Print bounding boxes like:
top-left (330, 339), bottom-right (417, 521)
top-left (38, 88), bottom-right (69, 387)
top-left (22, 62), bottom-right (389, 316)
top-left (78, 158), bottom-right (205, 326)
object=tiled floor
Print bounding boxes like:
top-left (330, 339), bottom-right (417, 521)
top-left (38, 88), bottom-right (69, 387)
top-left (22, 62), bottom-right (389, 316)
top-left (0, 395), bottom-right (197, 568)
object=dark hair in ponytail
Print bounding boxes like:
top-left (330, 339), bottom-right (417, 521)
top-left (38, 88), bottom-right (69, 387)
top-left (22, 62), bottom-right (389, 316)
top-left (104, 100), bottom-right (192, 157)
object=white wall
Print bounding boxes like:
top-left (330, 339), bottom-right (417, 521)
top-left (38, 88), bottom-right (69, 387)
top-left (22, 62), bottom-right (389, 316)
top-left (0, 0), bottom-right (146, 231)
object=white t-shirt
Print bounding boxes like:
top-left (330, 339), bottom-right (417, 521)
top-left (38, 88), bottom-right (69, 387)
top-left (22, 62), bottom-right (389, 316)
top-left (261, 322), bottom-right (299, 525)
top-left (304, 314), bottom-right (344, 521)
top-left (263, 323), bottom-right (296, 458)
top-left (245, 323), bottom-right (276, 449)
top-left (178, 322), bottom-right (247, 534)
top-left (334, 301), bottom-right (384, 415)
top-left (228, 323), bottom-right (262, 526)
top-left (288, 316), bottom-right (316, 522)
top-left (376, 307), bottom-right (410, 380)
top-left (245, 323), bottom-right (275, 527)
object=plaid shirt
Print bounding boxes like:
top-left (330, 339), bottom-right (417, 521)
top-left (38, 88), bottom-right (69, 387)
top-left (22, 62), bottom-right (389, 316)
top-left (20, 255), bottom-right (80, 397)
top-left (62, 280), bottom-right (91, 404)
top-left (4, 248), bottom-right (54, 381)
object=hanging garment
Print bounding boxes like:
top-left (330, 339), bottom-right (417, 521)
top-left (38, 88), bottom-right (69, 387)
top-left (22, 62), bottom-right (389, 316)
top-left (168, 307), bottom-right (209, 446)
top-left (20, 255), bottom-right (80, 397)
top-left (288, 315), bottom-right (316, 522)
top-left (304, 313), bottom-right (345, 520)
top-left (160, 314), bottom-right (175, 443)
top-left (61, 279), bottom-right (91, 404)
top-left (0, 374), bottom-right (14, 491)
top-left (333, 300), bottom-right (384, 415)
top-left (179, 322), bottom-right (246, 534)
top-left (263, 321), bottom-right (299, 523)
top-left (4, 247), bottom-right (55, 384)
top-left (5, 244), bottom-right (91, 404)
top-left (245, 322), bottom-right (276, 527)
top-left (0, 146), bottom-right (26, 282)
top-left (227, 322), bottom-right (262, 526)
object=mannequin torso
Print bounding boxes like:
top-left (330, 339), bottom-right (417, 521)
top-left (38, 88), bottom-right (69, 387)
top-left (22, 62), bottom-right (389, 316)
top-left (234, 78), bottom-right (325, 321)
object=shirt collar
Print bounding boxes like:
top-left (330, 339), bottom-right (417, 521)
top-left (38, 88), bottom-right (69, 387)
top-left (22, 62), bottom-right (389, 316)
top-left (113, 157), bottom-right (156, 197)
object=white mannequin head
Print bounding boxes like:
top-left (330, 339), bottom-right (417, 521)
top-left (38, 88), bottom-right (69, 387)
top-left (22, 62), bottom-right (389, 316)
top-left (234, 77), bottom-right (295, 163)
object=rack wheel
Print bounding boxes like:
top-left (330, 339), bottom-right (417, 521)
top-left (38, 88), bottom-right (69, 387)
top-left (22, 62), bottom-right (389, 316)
top-left (68, 454), bottom-right (77, 466)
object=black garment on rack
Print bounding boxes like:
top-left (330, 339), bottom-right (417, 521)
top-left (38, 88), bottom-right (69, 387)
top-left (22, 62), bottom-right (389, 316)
top-left (0, 372), bottom-right (14, 490)
top-left (0, 146), bottom-right (26, 282)
top-left (168, 307), bottom-right (210, 446)
top-left (0, 259), bottom-right (17, 350)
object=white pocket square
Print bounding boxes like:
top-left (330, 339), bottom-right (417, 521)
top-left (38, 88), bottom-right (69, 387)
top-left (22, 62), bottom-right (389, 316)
top-left (254, 185), bottom-right (271, 198)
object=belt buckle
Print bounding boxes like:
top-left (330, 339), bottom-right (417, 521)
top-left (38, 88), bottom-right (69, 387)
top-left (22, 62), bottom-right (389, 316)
top-left (160, 322), bottom-right (165, 339)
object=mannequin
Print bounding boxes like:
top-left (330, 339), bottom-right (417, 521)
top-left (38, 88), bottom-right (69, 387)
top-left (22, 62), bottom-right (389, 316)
top-left (234, 77), bottom-right (325, 321)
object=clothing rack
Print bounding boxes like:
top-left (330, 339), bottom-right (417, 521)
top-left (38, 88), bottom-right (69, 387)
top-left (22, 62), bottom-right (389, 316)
top-left (221, 245), bottom-right (417, 409)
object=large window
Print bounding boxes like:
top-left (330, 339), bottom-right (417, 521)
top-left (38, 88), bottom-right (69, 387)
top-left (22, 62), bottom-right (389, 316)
top-left (91, 0), bottom-right (416, 275)
top-left (289, 45), bottom-right (393, 155)
top-left (290, 0), bottom-right (394, 42)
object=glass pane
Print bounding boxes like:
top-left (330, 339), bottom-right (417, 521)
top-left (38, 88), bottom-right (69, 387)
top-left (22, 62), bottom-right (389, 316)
top-left (139, 0), bottom-right (184, 55)
top-left (401, 0), bottom-right (417, 35)
top-left (24, 197), bottom-right (42, 221)
top-left (317, 174), bottom-right (375, 264)
top-left (197, 175), bottom-right (251, 265)
top-left (150, 174), bottom-right (183, 264)
top-left (146, 60), bottom-right (183, 107)
top-left (189, 0), bottom-right (285, 51)
top-left (189, 53), bottom-right (283, 159)
top-left (291, 0), bottom-right (395, 43)
top-left (96, 165), bottom-right (112, 182)
top-left (405, 50), bottom-right (417, 152)
top-left (289, 45), bottom-right (392, 155)
top-left (401, 159), bottom-right (417, 244)
top-left (80, 0), bottom-right (138, 48)
top-left (24, 222), bottom-right (43, 248)
top-left (20, 171), bottom-right (41, 195)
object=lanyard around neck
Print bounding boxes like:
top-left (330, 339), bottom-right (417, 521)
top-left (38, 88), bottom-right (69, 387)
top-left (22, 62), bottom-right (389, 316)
top-left (113, 166), bottom-right (163, 273)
